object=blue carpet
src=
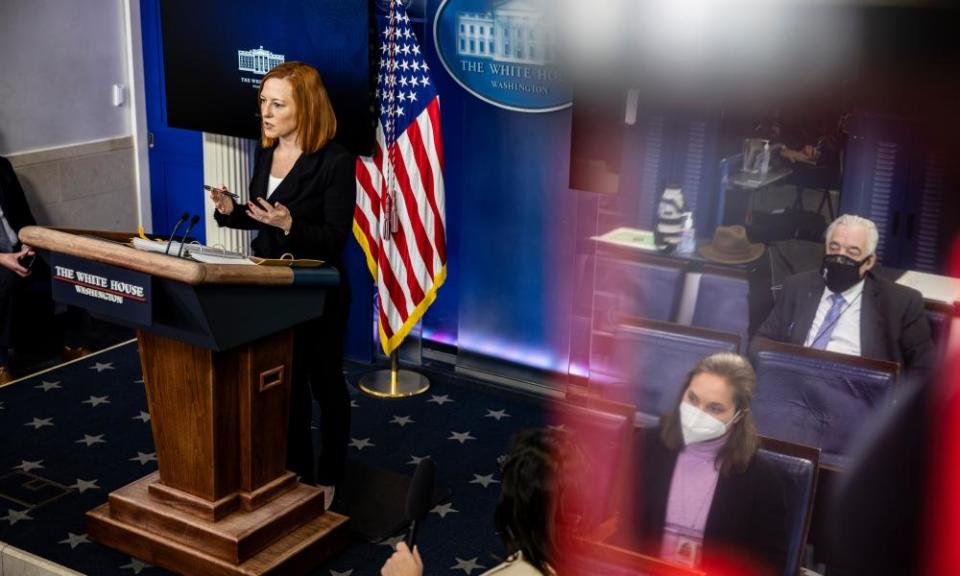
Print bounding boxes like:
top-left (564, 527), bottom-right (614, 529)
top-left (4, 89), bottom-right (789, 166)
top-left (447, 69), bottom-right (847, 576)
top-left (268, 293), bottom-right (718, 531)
top-left (0, 342), bottom-right (549, 575)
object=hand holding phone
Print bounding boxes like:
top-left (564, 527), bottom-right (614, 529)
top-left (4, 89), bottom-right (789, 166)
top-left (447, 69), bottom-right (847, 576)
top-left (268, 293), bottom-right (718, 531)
top-left (18, 253), bottom-right (36, 270)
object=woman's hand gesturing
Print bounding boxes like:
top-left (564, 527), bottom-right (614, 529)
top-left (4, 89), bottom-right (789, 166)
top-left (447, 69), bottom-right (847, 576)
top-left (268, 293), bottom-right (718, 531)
top-left (246, 197), bottom-right (293, 234)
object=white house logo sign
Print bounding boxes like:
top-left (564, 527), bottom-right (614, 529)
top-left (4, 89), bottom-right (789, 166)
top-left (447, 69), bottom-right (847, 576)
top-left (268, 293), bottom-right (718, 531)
top-left (433, 0), bottom-right (570, 112)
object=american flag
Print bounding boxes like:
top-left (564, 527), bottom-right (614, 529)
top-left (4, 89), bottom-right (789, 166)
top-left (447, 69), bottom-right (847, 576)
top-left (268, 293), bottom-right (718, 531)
top-left (354, 0), bottom-right (447, 356)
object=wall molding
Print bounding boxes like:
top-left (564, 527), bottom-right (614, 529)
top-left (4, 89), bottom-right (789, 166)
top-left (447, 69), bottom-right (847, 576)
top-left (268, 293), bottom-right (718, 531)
top-left (6, 136), bottom-right (133, 169)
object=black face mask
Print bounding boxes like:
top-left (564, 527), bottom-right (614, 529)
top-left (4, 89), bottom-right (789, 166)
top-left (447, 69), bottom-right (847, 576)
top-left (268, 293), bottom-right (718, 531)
top-left (821, 254), bottom-right (869, 293)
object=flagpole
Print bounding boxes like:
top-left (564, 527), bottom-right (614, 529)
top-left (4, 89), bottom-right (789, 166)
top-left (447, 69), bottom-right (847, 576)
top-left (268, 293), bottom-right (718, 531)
top-left (358, 349), bottom-right (430, 398)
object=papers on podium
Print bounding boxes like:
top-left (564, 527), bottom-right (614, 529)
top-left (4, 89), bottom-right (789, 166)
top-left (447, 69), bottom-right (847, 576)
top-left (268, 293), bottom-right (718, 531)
top-left (131, 238), bottom-right (323, 267)
top-left (132, 237), bottom-right (251, 264)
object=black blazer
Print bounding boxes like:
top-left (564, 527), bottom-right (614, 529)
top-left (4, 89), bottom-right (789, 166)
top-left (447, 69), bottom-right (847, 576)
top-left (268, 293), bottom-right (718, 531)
top-left (622, 427), bottom-right (788, 576)
top-left (753, 269), bottom-right (934, 381)
top-left (214, 143), bottom-right (355, 266)
top-left (0, 156), bottom-right (38, 249)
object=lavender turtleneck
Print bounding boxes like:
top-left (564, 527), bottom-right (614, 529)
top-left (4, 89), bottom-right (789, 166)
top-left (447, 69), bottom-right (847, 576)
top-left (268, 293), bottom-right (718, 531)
top-left (659, 435), bottom-right (725, 567)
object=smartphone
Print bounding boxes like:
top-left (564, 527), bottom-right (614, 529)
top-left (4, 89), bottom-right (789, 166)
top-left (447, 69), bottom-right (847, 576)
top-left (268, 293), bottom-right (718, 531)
top-left (203, 184), bottom-right (240, 200)
top-left (18, 253), bottom-right (36, 270)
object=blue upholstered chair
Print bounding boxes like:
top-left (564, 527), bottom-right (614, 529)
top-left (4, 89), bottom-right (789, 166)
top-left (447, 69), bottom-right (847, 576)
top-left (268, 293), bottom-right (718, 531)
top-left (926, 302), bottom-right (954, 365)
top-left (759, 437), bottom-right (821, 576)
top-left (691, 266), bottom-right (750, 347)
top-left (589, 251), bottom-right (688, 378)
top-left (752, 339), bottom-right (900, 469)
top-left (593, 319), bottom-right (740, 424)
top-left (592, 252), bottom-right (687, 330)
top-left (554, 394), bottom-right (635, 535)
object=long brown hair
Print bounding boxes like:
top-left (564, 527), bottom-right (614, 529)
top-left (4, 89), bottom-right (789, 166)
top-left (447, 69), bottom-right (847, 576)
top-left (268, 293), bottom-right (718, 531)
top-left (258, 62), bottom-right (336, 153)
top-left (660, 352), bottom-right (760, 475)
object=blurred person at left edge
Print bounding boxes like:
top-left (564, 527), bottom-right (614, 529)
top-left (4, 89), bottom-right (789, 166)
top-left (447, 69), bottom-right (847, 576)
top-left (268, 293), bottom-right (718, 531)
top-left (209, 62), bottom-right (354, 510)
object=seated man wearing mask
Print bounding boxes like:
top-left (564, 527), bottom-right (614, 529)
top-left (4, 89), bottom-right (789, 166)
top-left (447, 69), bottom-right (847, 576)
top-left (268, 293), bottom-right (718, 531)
top-left (754, 214), bottom-right (934, 381)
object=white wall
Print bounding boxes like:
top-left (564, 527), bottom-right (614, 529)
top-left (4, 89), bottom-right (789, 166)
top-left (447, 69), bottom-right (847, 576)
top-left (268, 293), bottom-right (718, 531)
top-left (0, 0), bottom-right (130, 155)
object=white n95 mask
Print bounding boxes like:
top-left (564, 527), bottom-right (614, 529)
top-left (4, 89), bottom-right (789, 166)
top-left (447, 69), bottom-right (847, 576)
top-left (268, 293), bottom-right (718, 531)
top-left (679, 402), bottom-right (738, 446)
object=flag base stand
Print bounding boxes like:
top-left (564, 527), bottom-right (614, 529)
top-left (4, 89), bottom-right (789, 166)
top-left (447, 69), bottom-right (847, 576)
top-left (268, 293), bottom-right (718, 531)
top-left (359, 351), bottom-right (430, 398)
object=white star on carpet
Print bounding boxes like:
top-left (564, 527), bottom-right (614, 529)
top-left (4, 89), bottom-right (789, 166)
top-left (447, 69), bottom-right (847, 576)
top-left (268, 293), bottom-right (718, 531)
top-left (448, 431), bottom-right (476, 444)
top-left (349, 438), bottom-right (375, 451)
top-left (450, 557), bottom-right (486, 575)
top-left (132, 411), bottom-right (150, 423)
top-left (59, 532), bottom-right (90, 549)
top-left (407, 454), bottom-right (430, 465)
top-left (90, 361), bottom-right (114, 372)
top-left (13, 460), bottom-right (44, 472)
top-left (469, 474), bottom-right (500, 488)
top-left (390, 415), bottom-right (415, 427)
top-left (427, 394), bottom-right (453, 405)
top-left (34, 380), bottom-right (61, 392)
top-left (120, 558), bottom-right (151, 573)
top-left (1, 509), bottom-right (32, 526)
top-left (430, 502), bottom-right (459, 518)
top-left (24, 417), bottom-right (53, 430)
top-left (130, 451), bottom-right (157, 465)
top-left (378, 534), bottom-right (406, 547)
top-left (82, 395), bottom-right (111, 407)
top-left (76, 434), bottom-right (106, 447)
top-left (70, 478), bottom-right (99, 494)
top-left (330, 570), bottom-right (353, 576)
top-left (485, 409), bottom-right (510, 421)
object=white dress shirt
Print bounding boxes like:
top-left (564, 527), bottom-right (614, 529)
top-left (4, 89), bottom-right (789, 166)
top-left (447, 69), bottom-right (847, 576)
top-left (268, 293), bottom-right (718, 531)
top-left (804, 279), bottom-right (865, 356)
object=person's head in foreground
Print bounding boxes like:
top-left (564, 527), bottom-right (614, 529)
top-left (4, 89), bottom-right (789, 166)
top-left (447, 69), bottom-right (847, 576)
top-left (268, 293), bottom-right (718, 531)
top-left (381, 428), bottom-right (580, 576)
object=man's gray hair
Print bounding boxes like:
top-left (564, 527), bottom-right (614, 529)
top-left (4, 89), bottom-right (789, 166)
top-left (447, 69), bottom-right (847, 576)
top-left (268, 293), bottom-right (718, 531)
top-left (825, 214), bottom-right (879, 256)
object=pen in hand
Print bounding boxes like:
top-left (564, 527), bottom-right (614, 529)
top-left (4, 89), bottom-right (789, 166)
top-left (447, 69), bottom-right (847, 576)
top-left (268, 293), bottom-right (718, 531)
top-left (203, 185), bottom-right (240, 200)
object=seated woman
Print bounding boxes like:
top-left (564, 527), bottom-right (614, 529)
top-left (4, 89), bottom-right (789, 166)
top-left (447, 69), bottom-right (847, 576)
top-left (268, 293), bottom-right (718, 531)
top-left (623, 352), bottom-right (788, 576)
top-left (381, 428), bottom-right (582, 576)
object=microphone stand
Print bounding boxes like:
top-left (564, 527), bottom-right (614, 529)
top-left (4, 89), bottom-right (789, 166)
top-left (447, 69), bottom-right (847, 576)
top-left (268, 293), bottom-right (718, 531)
top-left (165, 212), bottom-right (190, 255)
top-left (177, 215), bottom-right (201, 258)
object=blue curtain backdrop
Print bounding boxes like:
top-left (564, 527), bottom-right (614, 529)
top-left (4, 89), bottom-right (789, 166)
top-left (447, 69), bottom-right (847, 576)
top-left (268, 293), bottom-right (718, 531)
top-left (416, 0), bottom-right (579, 378)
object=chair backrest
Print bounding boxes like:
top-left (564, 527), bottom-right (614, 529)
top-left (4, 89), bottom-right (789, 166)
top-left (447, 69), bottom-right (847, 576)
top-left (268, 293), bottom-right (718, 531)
top-left (691, 266), bottom-right (750, 345)
top-left (552, 394), bottom-right (635, 530)
top-left (752, 339), bottom-right (900, 468)
top-left (925, 301), bottom-right (954, 364)
top-left (594, 319), bottom-right (740, 421)
top-left (758, 437), bottom-right (821, 576)
top-left (593, 251), bottom-right (688, 330)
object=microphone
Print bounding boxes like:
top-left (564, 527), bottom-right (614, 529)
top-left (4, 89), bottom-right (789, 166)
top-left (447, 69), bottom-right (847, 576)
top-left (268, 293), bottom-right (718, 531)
top-left (405, 457), bottom-right (435, 548)
top-left (177, 215), bottom-right (201, 258)
top-left (165, 212), bottom-right (190, 255)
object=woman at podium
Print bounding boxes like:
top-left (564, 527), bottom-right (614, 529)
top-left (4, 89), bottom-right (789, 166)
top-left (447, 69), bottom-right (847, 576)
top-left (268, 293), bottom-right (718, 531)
top-left (209, 62), bottom-right (354, 508)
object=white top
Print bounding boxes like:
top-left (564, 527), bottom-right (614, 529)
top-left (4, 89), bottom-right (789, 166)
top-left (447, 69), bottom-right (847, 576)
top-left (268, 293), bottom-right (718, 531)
top-left (804, 279), bottom-right (865, 356)
top-left (266, 175), bottom-right (283, 199)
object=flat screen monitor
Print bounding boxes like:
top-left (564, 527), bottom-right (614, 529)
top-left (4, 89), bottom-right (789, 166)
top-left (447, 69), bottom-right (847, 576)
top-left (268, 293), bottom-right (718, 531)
top-left (159, 0), bottom-right (374, 156)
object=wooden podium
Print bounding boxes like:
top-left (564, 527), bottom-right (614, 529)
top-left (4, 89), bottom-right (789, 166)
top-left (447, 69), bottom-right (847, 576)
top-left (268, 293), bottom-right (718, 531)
top-left (20, 226), bottom-right (350, 576)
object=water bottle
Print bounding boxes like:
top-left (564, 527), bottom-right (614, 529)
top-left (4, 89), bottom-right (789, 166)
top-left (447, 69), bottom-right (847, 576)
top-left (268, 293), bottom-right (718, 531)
top-left (678, 212), bottom-right (696, 254)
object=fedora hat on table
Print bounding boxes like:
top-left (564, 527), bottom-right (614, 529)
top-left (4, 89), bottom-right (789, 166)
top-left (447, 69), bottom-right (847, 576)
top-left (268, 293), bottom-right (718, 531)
top-left (698, 225), bottom-right (764, 264)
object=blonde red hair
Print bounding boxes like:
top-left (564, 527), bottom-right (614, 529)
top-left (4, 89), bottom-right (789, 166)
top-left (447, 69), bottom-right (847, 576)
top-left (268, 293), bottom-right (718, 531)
top-left (258, 61), bottom-right (337, 153)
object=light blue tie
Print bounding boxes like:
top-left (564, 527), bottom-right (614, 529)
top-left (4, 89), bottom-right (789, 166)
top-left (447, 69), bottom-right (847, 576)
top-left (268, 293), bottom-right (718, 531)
top-left (810, 293), bottom-right (846, 350)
